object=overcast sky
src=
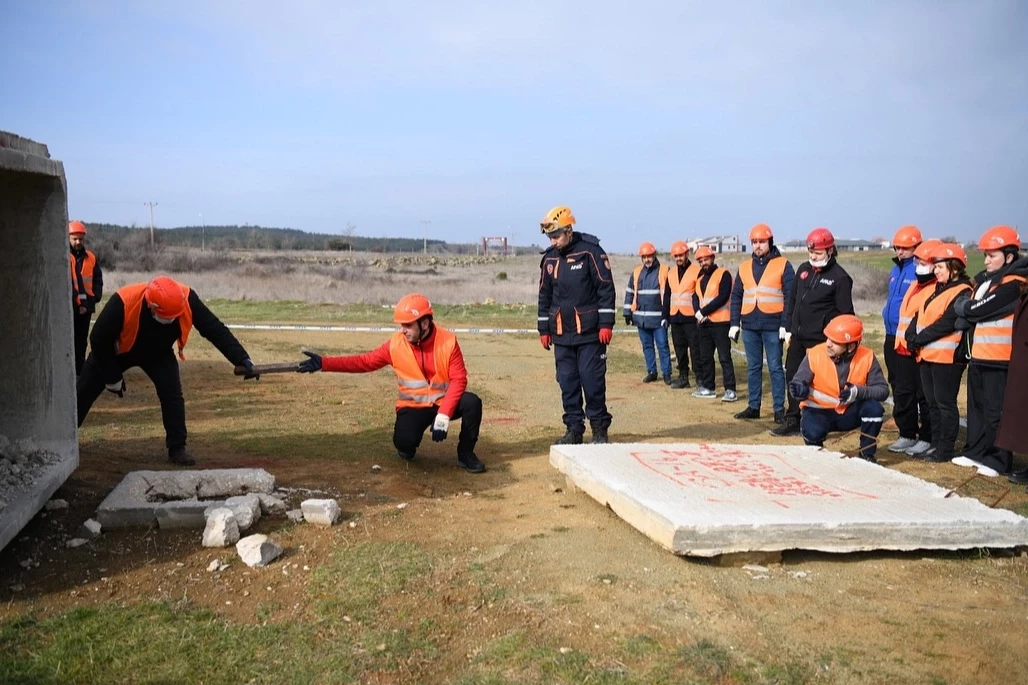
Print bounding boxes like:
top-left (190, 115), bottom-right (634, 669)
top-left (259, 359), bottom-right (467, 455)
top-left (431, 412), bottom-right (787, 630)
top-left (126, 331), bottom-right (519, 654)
top-left (3, 1), bottom-right (1026, 252)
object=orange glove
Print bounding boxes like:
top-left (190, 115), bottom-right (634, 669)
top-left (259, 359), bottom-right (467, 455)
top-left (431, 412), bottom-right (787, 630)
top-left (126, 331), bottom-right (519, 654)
top-left (540, 334), bottom-right (552, 350)
top-left (598, 328), bottom-right (613, 345)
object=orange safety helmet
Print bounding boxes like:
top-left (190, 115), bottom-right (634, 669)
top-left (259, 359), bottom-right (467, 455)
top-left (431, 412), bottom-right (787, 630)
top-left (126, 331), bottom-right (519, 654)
top-left (68, 220), bottom-right (87, 236)
top-left (394, 293), bottom-right (433, 324)
top-left (806, 228), bottom-right (835, 251)
top-left (540, 206), bottom-right (576, 234)
top-left (694, 246), bottom-right (715, 260)
top-left (892, 225), bottom-right (922, 249)
top-left (749, 223), bottom-right (773, 241)
top-left (823, 314), bottom-right (863, 344)
top-left (145, 276), bottom-right (188, 319)
top-left (913, 238), bottom-right (943, 262)
top-left (931, 242), bottom-right (967, 266)
top-left (638, 241), bottom-right (657, 257)
top-left (670, 240), bottom-right (690, 257)
top-left (977, 225), bottom-right (1021, 251)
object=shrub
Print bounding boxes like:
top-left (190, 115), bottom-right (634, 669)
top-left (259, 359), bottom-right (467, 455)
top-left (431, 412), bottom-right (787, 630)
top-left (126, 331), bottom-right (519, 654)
top-left (496, 272), bottom-right (508, 281)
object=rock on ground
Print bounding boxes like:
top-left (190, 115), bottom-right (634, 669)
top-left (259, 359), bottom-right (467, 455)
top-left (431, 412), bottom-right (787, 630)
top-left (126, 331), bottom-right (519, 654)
top-left (256, 493), bottom-right (288, 516)
top-left (300, 498), bottom-right (340, 526)
top-left (236, 534), bottom-right (283, 567)
top-left (203, 508), bottom-right (240, 548)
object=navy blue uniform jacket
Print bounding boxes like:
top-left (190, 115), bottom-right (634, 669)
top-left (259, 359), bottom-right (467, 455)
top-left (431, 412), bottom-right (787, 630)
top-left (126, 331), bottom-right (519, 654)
top-left (538, 232), bottom-right (617, 346)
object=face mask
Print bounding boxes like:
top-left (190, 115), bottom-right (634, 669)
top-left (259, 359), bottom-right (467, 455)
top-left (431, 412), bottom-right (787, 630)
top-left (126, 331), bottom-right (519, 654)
top-left (153, 315), bottom-right (176, 325)
top-left (809, 257), bottom-right (829, 269)
top-left (915, 264), bottom-right (932, 276)
top-left (916, 272), bottom-right (935, 285)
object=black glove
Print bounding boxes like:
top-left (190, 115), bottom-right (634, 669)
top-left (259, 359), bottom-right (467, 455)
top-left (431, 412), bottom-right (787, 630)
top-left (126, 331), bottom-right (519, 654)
top-left (788, 379), bottom-right (809, 400)
top-left (839, 382), bottom-right (859, 406)
top-left (241, 358), bottom-right (260, 381)
top-left (297, 351), bottom-right (322, 373)
top-left (954, 317), bottom-right (970, 331)
top-left (105, 378), bottom-right (126, 398)
top-left (624, 315), bottom-right (633, 326)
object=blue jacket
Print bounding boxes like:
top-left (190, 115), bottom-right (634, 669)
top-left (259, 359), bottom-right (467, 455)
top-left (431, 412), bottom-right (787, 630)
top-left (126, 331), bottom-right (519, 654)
top-left (624, 259), bottom-right (668, 329)
top-left (882, 257), bottom-right (917, 337)
top-left (729, 247), bottom-right (795, 331)
top-left (538, 232), bottom-right (617, 346)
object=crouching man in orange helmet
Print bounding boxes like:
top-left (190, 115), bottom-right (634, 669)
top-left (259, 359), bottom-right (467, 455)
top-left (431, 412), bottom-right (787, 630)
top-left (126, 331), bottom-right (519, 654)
top-left (77, 276), bottom-right (260, 466)
top-left (787, 315), bottom-right (890, 462)
top-left (297, 294), bottom-right (486, 473)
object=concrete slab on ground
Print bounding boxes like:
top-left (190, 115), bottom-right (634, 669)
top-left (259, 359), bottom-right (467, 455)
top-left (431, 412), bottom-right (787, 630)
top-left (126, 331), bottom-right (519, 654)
top-left (551, 443), bottom-right (1028, 557)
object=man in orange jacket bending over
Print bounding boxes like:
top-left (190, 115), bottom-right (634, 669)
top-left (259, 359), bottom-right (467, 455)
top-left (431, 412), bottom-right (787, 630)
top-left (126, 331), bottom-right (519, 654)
top-left (298, 293), bottom-right (486, 473)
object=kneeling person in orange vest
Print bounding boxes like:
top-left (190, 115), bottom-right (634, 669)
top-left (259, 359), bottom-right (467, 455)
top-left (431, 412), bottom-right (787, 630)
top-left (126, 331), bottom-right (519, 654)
top-left (77, 276), bottom-right (260, 466)
top-left (297, 294), bottom-right (486, 473)
top-left (787, 315), bottom-right (889, 462)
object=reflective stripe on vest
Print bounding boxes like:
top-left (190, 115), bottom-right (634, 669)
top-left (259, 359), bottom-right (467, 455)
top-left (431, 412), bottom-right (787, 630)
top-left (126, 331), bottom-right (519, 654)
top-left (801, 344), bottom-right (874, 415)
top-left (668, 263), bottom-right (699, 316)
top-left (630, 264), bottom-right (669, 312)
top-left (739, 257), bottom-right (786, 315)
top-left (894, 281), bottom-right (934, 353)
top-left (915, 282), bottom-right (971, 364)
top-left (698, 267), bottom-right (731, 323)
top-left (70, 251), bottom-right (97, 305)
top-left (390, 327), bottom-right (456, 409)
top-left (971, 275), bottom-right (1026, 362)
top-left (115, 282), bottom-right (194, 360)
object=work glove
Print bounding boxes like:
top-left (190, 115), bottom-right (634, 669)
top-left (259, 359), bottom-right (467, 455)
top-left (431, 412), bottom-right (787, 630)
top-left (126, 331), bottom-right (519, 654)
top-left (954, 317), bottom-right (970, 331)
top-left (728, 325), bottom-right (740, 343)
top-left (695, 312), bottom-right (707, 324)
top-left (598, 328), bottom-right (613, 345)
top-left (779, 327), bottom-right (791, 345)
top-left (297, 350), bottom-right (322, 373)
top-left (660, 319), bottom-right (668, 329)
top-left (788, 379), bottom-right (809, 400)
top-left (540, 334), bottom-right (551, 350)
top-left (839, 382), bottom-right (859, 406)
top-left (624, 314), bottom-right (633, 326)
top-left (240, 358), bottom-right (260, 381)
top-left (105, 379), bottom-right (125, 398)
top-left (431, 413), bottom-right (450, 442)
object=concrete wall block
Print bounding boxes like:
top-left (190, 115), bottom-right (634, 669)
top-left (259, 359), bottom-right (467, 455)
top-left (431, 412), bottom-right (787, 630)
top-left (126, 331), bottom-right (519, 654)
top-left (203, 508), bottom-right (240, 548)
top-left (300, 499), bottom-right (340, 526)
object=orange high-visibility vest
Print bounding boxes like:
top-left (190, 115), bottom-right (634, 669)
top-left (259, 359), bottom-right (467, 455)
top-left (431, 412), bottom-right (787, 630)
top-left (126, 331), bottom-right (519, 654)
top-left (70, 250), bottom-right (97, 306)
top-left (116, 282), bottom-right (194, 360)
top-left (739, 257), bottom-right (786, 315)
top-left (802, 344), bottom-right (874, 415)
top-left (894, 281), bottom-right (935, 354)
top-left (390, 326), bottom-right (457, 409)
top-left (971, 275), bottom-right (1028, 362)
top-left (668, 263), bottom-right (699, 317)
top-left (630, 263), bottom-right (669, 312)
top-left (698, 267), bottom-right (731, 323)
top-left (915, 282), bottom-right (971, 364)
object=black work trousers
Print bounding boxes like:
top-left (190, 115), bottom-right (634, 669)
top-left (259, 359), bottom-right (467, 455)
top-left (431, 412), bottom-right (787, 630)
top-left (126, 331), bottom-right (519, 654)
top-left (77, 351), bottom-right (186, 451)
top-left (885, 337), bottom-right (931, 442)
top-left (919, 362), bottom-right (965, 460)
top-left (393, 391), bottom-right (482, 458)
top-left (669, 320), bottom-right (698, 381)
top-left (695, 322), bottom-right (736, 392)
top-left (963, 364), bottom-right (1013, 473)
top-left (784, 338), bottom-right (820, 421)
top-left (73, 312), bottom-right (92, 376)
top-left (553, 341), bottom-right (611, 433)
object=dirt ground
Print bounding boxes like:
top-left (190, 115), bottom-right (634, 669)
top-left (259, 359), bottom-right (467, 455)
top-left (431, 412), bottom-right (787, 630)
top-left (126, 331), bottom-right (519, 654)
top-left (2, 328), bottom-right (1027, 684)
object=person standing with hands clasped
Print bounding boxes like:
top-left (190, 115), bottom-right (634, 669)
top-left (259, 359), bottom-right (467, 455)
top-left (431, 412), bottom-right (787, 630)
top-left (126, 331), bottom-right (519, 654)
top-left (297, 294), bottom-right (486, 473)
top-left (665, 241), bottom-right (700, 388)
top-left (537, 206), bottom-right (616, 445)
top-left (624, 242), bottom-right (672, 384)
top-left (881, 225), bottom-right (923, 453)
top-left (69, 220), bottom-right (104, 375)
top-left (690, 247), bottom-right (737, 401)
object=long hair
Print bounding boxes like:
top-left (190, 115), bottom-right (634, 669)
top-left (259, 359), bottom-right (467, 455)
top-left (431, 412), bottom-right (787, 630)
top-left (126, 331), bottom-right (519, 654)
top-left (944, 259), bottom-right (967, 281)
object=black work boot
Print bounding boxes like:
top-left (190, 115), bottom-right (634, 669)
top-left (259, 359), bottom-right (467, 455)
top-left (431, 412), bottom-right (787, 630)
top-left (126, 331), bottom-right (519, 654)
top-left (768, 416), bottom-right (800, 437)
top-left (642, 371), bottom-right (658, 383)
top-left (395, 449), bottom-right (416, 461)
top-left (663, 374), bottom-right (673, 385)
top-left (670, 375), bottom-right (691, 389)
top-left (734, 407), bottom-right (760, 420)
top-left (554, 428), bottom-right (584, 445)
top-left (168, 447), bottom-right (196, 466)
top-left (457, 453), bottom-right (486, 473)
top-left (773, 410), bottom-right (785, 424)
top-left (590, 425), bottom-right (609, 444)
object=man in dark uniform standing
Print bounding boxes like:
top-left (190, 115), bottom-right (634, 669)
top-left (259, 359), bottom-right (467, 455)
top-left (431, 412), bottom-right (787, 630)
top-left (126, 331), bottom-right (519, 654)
top-left (77, 275), bottom-right (259, 465)
top-left (69, 220), bottom-right (103, 375)
top-left (537, 206), bottom-right (616, 445)
top-left (770, 228), bottom-right (855, 437)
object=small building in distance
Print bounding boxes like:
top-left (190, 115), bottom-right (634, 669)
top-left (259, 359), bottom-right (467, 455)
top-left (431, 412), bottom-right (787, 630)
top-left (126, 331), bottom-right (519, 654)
top-left (779, 238), bottom-right (884, 253)
top-left (693, 234), bottom-right (747, 253)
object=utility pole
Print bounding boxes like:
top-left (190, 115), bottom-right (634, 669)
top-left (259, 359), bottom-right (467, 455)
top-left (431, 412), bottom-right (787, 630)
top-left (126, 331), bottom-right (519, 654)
top-left (420, 219), bottom-right (431, 254)
top-left (199, 212), bottom-right (205, 252)
top-left (144, 201), bottom-right (158, 248)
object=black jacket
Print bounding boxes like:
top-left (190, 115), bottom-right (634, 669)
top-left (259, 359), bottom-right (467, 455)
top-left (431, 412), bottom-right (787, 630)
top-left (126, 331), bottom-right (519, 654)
top-left (906, 276), bottom-right (973, 364)
top-left (787, 256), bottom-right (854, 344)
top-left (89, 289), bottom-right (250, 384)
top-left (71, 246), bottom-right (103, 315)
top-left (538, 232), bottom-right (617, 346)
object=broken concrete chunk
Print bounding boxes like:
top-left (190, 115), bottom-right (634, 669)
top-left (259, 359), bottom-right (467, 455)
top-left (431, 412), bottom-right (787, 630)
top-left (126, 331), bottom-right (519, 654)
top-left (286, 509), bottom-right (304, 523)
top-left (256, 493), bottom-right (287, 516)
top-left (79, 519), bottom-right (102, 540)
top-left (300, 499), bottom-right (340, 526)
top-left (207, 559), bottom-right (229, 572)
top-left (44, 499), bottom-right (68, 511)
top-left (203, 508), bottom-right (240, 548)
top-left (236, 534), bottom-right (282, 567)
top-left (224, 494), bottom-right (261, 530)
top-left (66, 537), bottom-right (88, 548)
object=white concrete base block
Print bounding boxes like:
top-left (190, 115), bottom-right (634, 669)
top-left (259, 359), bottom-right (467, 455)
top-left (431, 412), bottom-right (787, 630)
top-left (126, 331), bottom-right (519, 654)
top-left (551, 443), bottom-right (1028, 557)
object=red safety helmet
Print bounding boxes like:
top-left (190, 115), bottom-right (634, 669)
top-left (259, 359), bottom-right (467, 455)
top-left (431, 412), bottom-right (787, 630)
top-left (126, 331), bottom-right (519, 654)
top-left (638, 241), bottom-right (657, 257)
top-left (806, 228), bottom-right (835, 251)
top-left (892, 225), bottom-right (922, 249)
top-left (749, 223), bottom-right (773, 241)
top-left (694, 246), bottom-right (715, 260)
top-left (977, 225), bottom-right (1021, 251)
top-left (931, 243), bottom-right (967, 267)
top-left (670, 240), bottom-right (690, 257)
top-left (68, 220), bottom-right (87, 236)
top-left (145, 276), bottom-right (188, 319)
top-left (912, 238), bottom-right (943, 262)
top-left (394, 293), bottom-right (433, 324)
top-left (823, 314), bottom-right (863, 344)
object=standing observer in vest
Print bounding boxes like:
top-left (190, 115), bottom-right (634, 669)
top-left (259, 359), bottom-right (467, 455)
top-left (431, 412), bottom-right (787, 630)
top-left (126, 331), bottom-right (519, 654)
top-left (771, 228), bottom-right (854, 437)
top-left (69, 220), bottom-right (103, 375)
top-left (690, 247), bottom-right (736, 401)
top-left (951, 226), bottom-right (1026, 476)
top-left (904, 244), bottom-right (973, 466)
top-left (665, 241), bottom-right (700, 389)
top-left (537, 206), bottom-right (616, 445)
top-left (881, 226), bottom-right (924, 454)
top-left (77, 276), bottom-right (259, 466)
top-left (788, 315), bottom-right (889, 462)
top-left (890, 238), bottom-right (942, 458)
top-left (624, 242), bottom-right (672, 384)
top-left (997, 253), bottom-right (1028, 484)
top-left (297, 294), bottom-right (486, 473)
top-left (729, 224), bottom-right (794, 422)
